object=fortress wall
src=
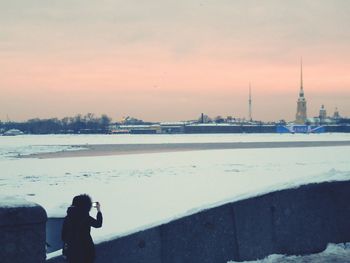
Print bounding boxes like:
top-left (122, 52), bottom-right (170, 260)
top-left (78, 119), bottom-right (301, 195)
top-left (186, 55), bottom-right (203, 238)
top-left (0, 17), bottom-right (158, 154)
top-left (184, 125), bottom-right (275, 133)
top-left (324, 125), bottom-right (350, 132)
top-left (46, 180), bottom-right (350, 262)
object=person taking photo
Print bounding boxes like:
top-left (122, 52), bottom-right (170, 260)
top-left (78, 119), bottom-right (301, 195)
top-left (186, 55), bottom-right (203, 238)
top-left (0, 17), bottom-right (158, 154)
top-left (62, 194), bottom-right (103, 263)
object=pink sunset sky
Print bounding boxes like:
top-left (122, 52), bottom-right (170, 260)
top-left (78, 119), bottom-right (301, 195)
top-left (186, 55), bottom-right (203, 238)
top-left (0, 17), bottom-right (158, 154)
top-left (0, 0), bottom-right (349, 122)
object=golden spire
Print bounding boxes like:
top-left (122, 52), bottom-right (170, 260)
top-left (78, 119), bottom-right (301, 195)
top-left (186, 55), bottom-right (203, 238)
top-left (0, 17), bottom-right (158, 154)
top-left (301, 58), bottom-right (303, 89)
top-left (299, 58), bottom-right (304, 97)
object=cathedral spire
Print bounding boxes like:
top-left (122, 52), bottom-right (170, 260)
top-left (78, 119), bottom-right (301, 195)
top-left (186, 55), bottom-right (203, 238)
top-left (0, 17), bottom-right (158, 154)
top-left (295, 59), bottom-right (307, 124)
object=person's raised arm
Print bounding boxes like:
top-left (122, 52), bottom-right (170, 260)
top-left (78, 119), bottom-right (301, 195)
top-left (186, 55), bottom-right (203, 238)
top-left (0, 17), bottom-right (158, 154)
top-left (89, 202), bottom-right (103, 228)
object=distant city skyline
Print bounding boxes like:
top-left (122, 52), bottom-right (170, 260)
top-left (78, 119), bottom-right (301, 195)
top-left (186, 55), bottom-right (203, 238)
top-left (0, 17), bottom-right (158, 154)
top-left (1, 0), bottom-right (349, 122)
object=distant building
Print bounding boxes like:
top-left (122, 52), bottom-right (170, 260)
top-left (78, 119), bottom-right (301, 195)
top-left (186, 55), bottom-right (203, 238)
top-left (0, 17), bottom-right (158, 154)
top-left (198, 113), bottom-right (211, 123)
top-left (304, 104), bottom-right (342, 125)
top-left (160, 122), bottom-right (186, 133)
top-left (118, 124), bottom-right (161, 134)
top-left (3, 129), bottom-right (24, 136)
top-left (319, 105), bottom-right (327, 121)
top-left (295, 61), bottom-right (307, 124)
top-left (333, 107), bottom-right (340, 119)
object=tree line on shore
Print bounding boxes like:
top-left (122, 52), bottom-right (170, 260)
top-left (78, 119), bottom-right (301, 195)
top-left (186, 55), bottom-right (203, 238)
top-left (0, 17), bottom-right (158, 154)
top-left (0, 113), bottom-right (112, 134)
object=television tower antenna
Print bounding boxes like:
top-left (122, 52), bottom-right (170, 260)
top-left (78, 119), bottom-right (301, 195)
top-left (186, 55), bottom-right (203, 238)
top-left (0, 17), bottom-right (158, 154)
top-left (248, 83), bottom-right (252, 121)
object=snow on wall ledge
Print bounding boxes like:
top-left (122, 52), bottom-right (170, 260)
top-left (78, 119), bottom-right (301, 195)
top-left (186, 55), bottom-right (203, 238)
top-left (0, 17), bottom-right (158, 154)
top-left (46, 180), bottom-right (350, 263)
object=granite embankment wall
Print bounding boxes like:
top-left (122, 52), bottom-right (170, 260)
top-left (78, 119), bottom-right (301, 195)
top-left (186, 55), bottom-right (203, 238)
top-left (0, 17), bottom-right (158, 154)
top-left (0, 198), bottom-right (47, 263)
top-left (47, 180), bottom-right (350, 263)
top-left (2, 181), bottom-right (350, 263)
top-left (183, 124), bottom-right (350, 133)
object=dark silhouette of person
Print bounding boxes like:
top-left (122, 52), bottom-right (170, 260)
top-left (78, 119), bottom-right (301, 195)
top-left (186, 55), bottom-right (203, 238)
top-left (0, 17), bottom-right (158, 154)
top-left (61, 194), bottom-right (103, 263)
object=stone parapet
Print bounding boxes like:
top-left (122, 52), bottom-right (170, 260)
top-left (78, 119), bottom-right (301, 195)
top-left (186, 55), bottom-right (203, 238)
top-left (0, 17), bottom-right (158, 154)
top-left (47, 180), bottom-right (350, 262)
top-left (0, 197), bottom-right (47, 263)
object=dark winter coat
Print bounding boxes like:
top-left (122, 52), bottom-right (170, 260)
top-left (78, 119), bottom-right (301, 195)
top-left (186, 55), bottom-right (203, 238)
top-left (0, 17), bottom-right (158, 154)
top-left (62, 206), bottom-right (103, 263)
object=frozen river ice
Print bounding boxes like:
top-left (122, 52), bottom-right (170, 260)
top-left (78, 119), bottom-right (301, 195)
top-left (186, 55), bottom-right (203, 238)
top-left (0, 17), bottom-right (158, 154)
top-left (1, 133), bottom-right (350, 244)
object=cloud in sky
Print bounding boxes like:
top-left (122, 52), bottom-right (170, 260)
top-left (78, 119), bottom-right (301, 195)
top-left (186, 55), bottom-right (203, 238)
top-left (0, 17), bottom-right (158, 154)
top-left (0, 0), bottom-right (350, 121)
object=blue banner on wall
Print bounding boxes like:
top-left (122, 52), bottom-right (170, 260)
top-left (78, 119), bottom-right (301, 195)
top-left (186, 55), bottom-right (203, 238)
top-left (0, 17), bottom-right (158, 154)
top-left (276, 125), bottom-right (325, 133)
